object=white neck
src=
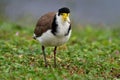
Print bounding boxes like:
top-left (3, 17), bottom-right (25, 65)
top-left (55, 12), bottom-right (71, 37)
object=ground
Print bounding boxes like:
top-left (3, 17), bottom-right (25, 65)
top-left (0, 22), bottom-right (120, 80)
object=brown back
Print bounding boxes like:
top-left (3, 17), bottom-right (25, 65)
top-left (34, 12), bottom-right (56, 37)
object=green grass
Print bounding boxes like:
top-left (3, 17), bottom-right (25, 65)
top-left (0, 22), bottom-right (120, 80)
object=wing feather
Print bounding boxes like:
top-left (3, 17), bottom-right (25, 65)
top-left (34, 12), bottom-right (56, 37)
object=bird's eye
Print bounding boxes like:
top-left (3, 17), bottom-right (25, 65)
top-left (61, 13), bottom-right (63, 15)
top-left (61, 13), bottom-right (68, 15)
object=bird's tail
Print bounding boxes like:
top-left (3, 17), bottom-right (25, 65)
top-left (33, 34), bottom-right (36, 39)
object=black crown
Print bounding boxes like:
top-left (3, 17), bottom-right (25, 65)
top-left (58, 7), bottom-right (70, 15)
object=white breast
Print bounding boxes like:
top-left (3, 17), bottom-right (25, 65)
top-left (36, 30), bottom-right (71, 46)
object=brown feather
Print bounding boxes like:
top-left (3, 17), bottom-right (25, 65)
top-left (34, 12), bottom-right (56, 37)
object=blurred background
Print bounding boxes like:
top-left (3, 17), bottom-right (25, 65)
top-left (0, 0), bottom-right (120, 27)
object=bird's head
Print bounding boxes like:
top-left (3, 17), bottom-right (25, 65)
top-left (58, 7), bottom-right (70, 22)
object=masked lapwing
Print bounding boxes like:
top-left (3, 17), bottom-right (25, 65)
top-left (33, 7), bottom-right (71, 67)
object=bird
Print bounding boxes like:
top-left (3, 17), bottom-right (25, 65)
top-left (33, 7), bottom-right (71, 67)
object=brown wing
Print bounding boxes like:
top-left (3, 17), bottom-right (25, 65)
top-left (34, 12), bottom-right (56, 37)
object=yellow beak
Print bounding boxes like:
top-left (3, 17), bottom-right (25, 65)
top-left (62, 13), bottom-right (69, 21)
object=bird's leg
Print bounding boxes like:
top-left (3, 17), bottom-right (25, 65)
top-left (54, 46), bottom-right (57, 67)
top-left (42, 46), bottom-right (47, 67)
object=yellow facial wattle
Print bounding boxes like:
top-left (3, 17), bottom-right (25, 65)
top-left (62, 13), bottom-right (69, 21)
